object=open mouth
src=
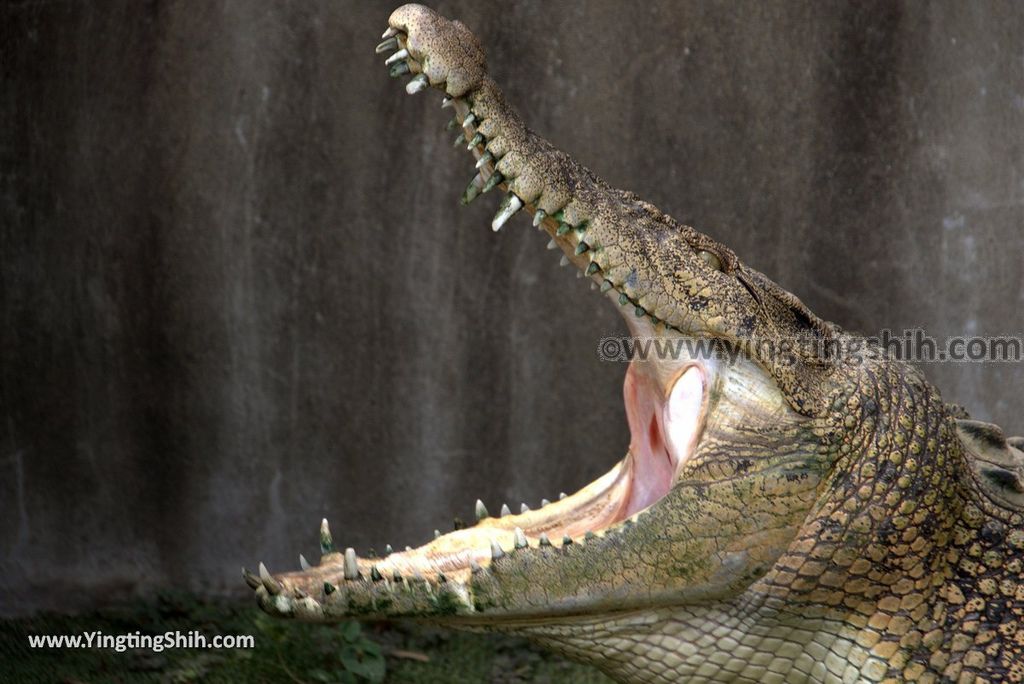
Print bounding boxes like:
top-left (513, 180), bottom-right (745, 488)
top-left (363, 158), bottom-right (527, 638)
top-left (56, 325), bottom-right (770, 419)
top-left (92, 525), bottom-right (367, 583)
top-left (328, 260), bottom-right (712, 586)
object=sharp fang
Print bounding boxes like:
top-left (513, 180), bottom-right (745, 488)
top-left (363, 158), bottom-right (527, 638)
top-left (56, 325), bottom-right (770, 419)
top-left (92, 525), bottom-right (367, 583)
top-left (405, 546), bottom-right (413, 552)
top-left (461, 173), bottom-right (484, 205)
top-left (556, 223), bottom-right (571, 236)
top-left (520, 503), bottom-right (530, 513)
top-left (575, 241), bottom-right (589, 255)
top-left (406, 74), bottom-right (428, 94)
top-left (294, 587), bottom-right (307, 599)
top-left (475, 499), bottom-right (489, 521)
top-left (547, 239), bottom-right (557, 250)
top-left (500, 503), bottom-right (511, 517)
top-left (541, 498), bottom-right (551, 507)
top-left (434, 529), bottom-right (441, 539)
top-left (562, 535), bottom-right (573, 545)
top-left (324, 581), bottom-right (336, 595)
top-left (560, 255), bottom-right (569, 267)
top-left (453, 132), bottom-right (466, 147)
top-left (382, 27), bottom-right (398, 39)
top-left (463, 113), bottom-right (477, 128)
top-left (514, 527), bottom-right (528, 549)
top-left (539, 533), bottom-right (552, 546)
top-left (442, 96), bottom-right (453, 108)
top-left (242, 567), bottom-right (261, 590)
top-left (490, 539), bottom-right (505, 560)
top-left (370, 566), bottom-right (384, 582)
top-left (560, 492), bottom-right (567, 500)
top-left (344, 548), bottom-right (359, 580)
top-left (385, 544), bottom-right (394, 556)
top-left (389, 62), bottom-right (410, 78)
top-left (393, 570), bottom-right (403, 581)
top-left (320, 518), bottom-right (335, 554)
top-left (492, 194), bottom-right (523, 231)
top-left (482, 172), bottom-right (504, 193)
top-left (299, 554), bottom-right (312, 571)
top-left (533, 209), bottom-right (547, 227)
top-left (375, 37), bottom-right (399, 54)
top-left (635, 306), bottom-right (647, 317)
top-left (466, 132), bottom-right (484, 150)
top-left (469, 558), bottom-right (482, 573)
top-left (446, 117), bottom-right (459, 131)
top-left (619, 293), bottom-right (630, 306)
top-left (259, 562), bottom-right (281, 595)
top-left (600, 280), bottom-right (613, 292)
top-left (586, 262), bottom-right (601, 276)
top-left (475, 151), bottom-right (494, 169)
top-left (385, 48), bottom-right (409, 66)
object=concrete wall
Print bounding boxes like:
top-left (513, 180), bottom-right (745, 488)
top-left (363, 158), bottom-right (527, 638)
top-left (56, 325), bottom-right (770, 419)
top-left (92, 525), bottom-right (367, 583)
top-left (1, 1), bottom-right (1021, 615)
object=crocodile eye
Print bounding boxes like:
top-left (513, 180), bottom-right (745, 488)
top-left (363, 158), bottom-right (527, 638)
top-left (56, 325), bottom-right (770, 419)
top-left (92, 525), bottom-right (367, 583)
top-left (697, 250), bottom-right (723, 272)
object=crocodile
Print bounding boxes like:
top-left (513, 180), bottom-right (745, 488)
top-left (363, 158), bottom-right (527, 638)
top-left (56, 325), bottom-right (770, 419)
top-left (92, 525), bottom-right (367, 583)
top-left (246, 5), bottom-right (1024, 682)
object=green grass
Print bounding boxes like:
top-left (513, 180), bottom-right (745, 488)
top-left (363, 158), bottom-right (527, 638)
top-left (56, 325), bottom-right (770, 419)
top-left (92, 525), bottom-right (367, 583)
top-left (0, 593), bottom-right (613, 683)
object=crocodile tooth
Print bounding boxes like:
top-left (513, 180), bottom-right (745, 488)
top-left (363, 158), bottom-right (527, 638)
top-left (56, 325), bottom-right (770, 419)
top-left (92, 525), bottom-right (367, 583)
top-left (475, 499), bottom-right (489, 521)
top-left (556, 222), bottom-right (571, 236)
top-left (453, 132), bottom-right (466, 148)
top-left (406, 74), bottom-right (429, 94)
top-left (382, 27), bottom-right (397, 39)
top-left (446, 117), bottom-right (459, 131)
top-left (500, 503), bottom-right (512, 517)
top-left (475, 151), bottom-right (494, 169)
top-left (242, 567), bottom-right (261, 590)
top-left (393, 570), bottom-right (403, 582)
top-left (469, 558), bottom-right (482, 573)
top-left (384, 544), bottom-right (394, 556)
top-left (533, 209), bottom-right (547, 227)
top-left (299, 554), bottom-right (312, 571)
top-left (466, 132), bottom-right (484, 150)
top-left (385, 48), bottom-right (409, 66)
top-left (463, 113), bottom-right (477, 128)
top-left (437, 573), bottom-right (448, 584)
top-left (343, 548), bottom-right (359, 580)
top-left (320, 518), bottom-right (335, 554)
top-left (370, 566), bottom-right (384, 582)
top-left (587, 262), bottom-right (601, 276)
top-left (635, 306), bottom-right (646, 317)
top-left (490, 539), bottom-right (505, 560)
top-left (375, 37), bottom-right (399, 54)
top-left (559, 492), bottom-right (567, 500)
top-left (492, 194), bottom-right (523, 231)
top-left (619, 293), bottom-right (630, 306)
top-left (434, 529), bottom-right (441, 539)
top-left (442, 95), bottom-right (453, 108)
top-left (259, 563), bottom-right (282, 595)
top-left (461, 173), bottom-right (484, 205)
top-left (541, 498), bottom-right (551, 507)
top-left (520, 503), bottom-right (530, 513)
top-left (539, 533), bottom-right (552, 546)
top-left (547, 239), bottom-right (557, 250)
top-left (585, 531), bottom-right (598, 541)
top-left (294, 587), bottom-right (307, 599)
top-left (513, 528), bottom-right (528, 549)
top-left (482, 172), bottom-right (504, 193)
top-left (324, 581), bottom-right (336, 595)
top-left (600, 280), bottom-right (613, 293)
top-left (405, 546), bottom-right (413, 552)
top-left (562, 535), bottom-right (573, 545)
top-left (575, 241), bottom-right (589, 255)
top-left (389, 62), bottom-right (410, 78)
top-left (560, 255), bottom-right (569, 267)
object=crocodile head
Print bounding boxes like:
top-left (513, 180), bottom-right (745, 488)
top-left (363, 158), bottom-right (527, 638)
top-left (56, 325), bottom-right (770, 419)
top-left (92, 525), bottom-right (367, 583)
top-left (247, 3), bottom-right (841, 625)
top-left (248, 5), bottom-right (1024, 681)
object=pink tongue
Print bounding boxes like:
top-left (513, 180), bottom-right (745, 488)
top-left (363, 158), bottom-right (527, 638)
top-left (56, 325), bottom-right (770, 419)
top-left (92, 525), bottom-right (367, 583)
top-left (623, 365), bottom-right (703, 517)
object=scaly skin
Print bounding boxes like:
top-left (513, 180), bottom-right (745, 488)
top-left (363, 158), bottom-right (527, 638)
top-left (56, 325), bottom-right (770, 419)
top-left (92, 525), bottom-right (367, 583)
top-left (246, 6), bottom-right (1024, 683)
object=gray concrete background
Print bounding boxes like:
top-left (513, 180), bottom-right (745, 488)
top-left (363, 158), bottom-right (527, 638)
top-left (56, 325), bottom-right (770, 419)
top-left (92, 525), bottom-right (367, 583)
top-left (1, 1), bottom-right (1021, 615)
